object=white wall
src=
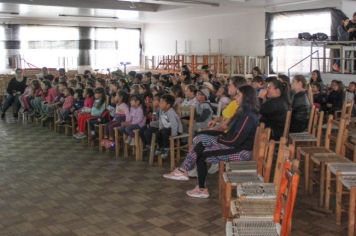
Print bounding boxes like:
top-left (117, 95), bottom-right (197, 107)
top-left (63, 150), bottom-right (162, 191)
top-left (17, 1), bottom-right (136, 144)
top-left (342, 0), bottom-right (356, 18)
top-left (143, 9), bottom-right (266, 56)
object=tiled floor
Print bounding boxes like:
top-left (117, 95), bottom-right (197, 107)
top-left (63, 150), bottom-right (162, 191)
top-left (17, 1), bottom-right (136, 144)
top-left (0, 115), bottom-right (349, 235)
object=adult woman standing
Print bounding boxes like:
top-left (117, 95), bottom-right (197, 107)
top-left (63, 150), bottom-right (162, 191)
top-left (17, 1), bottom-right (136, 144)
top-left (163, 85), bottom-right (259, 198)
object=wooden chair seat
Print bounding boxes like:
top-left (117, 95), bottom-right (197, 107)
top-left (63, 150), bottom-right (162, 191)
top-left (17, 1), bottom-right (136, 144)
top-left (226, 219), bottom-right (280, 236)
top-left (289, 134), bottom-right (317, 143)
top-left (298, 146), bottom-right (332, 157)
top-left (336, 174), bottom-right (356, 236)
top-left (223, 172), bottom-right (263, 187)
top-left (230, 199), bottom-right (276, 219)
top-left (328, 163), bottom-right (356, 176)
top-left (311, 154), bottom-right (350, 166)
top-left (236, 183), bottom-right (276, 200)
top-left (226, 161), bottom-right (257, 173)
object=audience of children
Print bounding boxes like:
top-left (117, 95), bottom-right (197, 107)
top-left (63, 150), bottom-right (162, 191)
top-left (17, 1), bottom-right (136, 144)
top-left (2, 65), bottom-right (355, 199)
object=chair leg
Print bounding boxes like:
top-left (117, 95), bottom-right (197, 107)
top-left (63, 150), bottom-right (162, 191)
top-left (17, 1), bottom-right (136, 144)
top-left (324, 165), bottom-right (331, 209)
top-left (134, 130), bottom-right (141, 161)
top-left (348, 188), bottom-right (356, 236)
top-left (149, 133), bottom-right (156, 166)
top-left (123, 134), bottom-right (128, 159)
top-left (319, 162), bottom-right (326, 207)
top-left (114, 128), bottom-right (120, 159)
top-left (224, 183), bottom-right (232, 220)
top-left (308, 157), bottom-right (314, 195)
top-left (170, 138), bottom-right (175, 170)
top-left (158, 155), bottom-right (163, 167)
top-left (99, 125), bottom-right (104, 153)
top-left (304, 154), bottom-right (310, 194)
top-left (336, 178), bottom-right (343, 225)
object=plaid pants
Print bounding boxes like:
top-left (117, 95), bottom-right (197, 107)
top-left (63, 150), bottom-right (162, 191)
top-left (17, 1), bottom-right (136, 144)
top-left (180, 134), bottom-right (252, 171)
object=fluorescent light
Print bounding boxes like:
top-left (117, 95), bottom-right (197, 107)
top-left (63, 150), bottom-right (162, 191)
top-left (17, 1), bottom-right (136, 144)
top-left (58, 14), bottom-right (118, 19)
top-left (0, 11), bottom-right (19, 15)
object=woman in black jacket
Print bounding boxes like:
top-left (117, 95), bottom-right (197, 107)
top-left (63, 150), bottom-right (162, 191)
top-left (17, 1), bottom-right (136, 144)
top-left (163, 85), bottom-right (259, 199)
top-left (1, 68), bottom-right (27, 119)
top-left (259, 79), bottom-right (289, 140)
top-left (290, 75), bottom-right (311, 133)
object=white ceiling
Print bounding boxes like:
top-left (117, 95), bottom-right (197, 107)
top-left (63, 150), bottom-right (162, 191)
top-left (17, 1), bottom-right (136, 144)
top-left (0, 0), bottom-right (341, 25)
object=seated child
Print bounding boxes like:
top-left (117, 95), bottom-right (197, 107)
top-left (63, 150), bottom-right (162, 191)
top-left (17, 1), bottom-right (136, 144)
top-left (195, 88), bottom-right (213, 131)
top-left (155, 94), bottom-right (183, 158)
top-left (326, 80), bottom-right (344, 115)
top-left (120, 95), bottom-right (146, 145)
top-left (55, 87), bottom-right (75, 124)
top-left (73, 89), bottom-right (84, 112)
top-left (311, 82), bottom-right (325, 110)
top-left (74, 87), bottom-right (106, 139)
top-left (106, 91), bottom-right (130, 140)
top-left (346, 82), bottom-right (356, 116)
top-left (215, 85), bottom-right (231, 114)
top-left (142, 93), bottom-right (162, 148)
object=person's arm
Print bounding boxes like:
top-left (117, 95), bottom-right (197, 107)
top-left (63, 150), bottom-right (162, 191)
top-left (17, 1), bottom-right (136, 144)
top-left (6, 79), bottom-right (14, 94)
top-left (217, 114), bottom-right (255, 147)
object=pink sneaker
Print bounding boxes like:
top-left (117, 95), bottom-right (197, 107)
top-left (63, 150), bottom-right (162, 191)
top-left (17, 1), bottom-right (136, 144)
top-left (186, 186), bottom-right (210, 199)
top-left (163, 168), bottom-right (189, 181)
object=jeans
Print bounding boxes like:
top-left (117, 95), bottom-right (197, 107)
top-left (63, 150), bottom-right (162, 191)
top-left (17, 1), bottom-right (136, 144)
top-left (2, 94), bottom-right (21, 114)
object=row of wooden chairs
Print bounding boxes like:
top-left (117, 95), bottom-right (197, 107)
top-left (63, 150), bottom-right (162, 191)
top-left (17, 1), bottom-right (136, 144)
top-left (220, 122), bottom-right (300, 236)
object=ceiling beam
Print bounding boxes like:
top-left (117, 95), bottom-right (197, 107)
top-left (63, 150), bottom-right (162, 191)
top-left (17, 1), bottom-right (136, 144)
top-left (0, 0), bottom-right (160, 12)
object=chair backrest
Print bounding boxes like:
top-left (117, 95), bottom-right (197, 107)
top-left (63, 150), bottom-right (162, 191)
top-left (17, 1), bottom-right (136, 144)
top-left (258, 139), bottom-right (276, 183)
top-left (338, 99), bottom-right (354, 120)
top-left (273, 137), bottom-right (295, 192)
top-left (307, 105), bottom-right (317, 135)
top-left (252, 123), bottom-right (271, 162)
top-left (313, 111), bottom-right (324, 147)
top-left (325, 117), bottom-right (347, 155)
top-left (179, 105), bottom-right (195, 148)
top-left (324, 115), bottom-right (334, 150)
top-left (307, 85), bottom-right (314, 105)
top-left (274, 161), bottom-right (300, 236)
top-left (282, 110), bottom-right (292, 140)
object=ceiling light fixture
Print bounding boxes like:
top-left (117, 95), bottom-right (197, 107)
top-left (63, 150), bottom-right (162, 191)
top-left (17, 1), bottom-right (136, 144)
top-left (153, 0), bottom-right (219, 7)
top-left (59, 14), bottom-right (118, 19)
top-left (0, 11), bottom-right (19, 15)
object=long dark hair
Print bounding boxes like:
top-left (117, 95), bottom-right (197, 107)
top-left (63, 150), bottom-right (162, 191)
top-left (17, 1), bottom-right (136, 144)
top-left (311, 70), bottom-right (322, 83)
top-left (94, 87), bottom-right (106, 108)
top-left (269, 79), bottom-right (290, 105)
top-left (237, 85), bottom-right (259, 114)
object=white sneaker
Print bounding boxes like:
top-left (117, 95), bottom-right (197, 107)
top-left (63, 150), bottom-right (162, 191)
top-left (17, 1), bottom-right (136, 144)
top-left (186, 186), bottom-right (210, 199)
top-left (208, 163), bottom-right (219, 174)
top-left (188, 167), bottom-right (198, 178)
top-left (163, 168), bottom-right (189, 181)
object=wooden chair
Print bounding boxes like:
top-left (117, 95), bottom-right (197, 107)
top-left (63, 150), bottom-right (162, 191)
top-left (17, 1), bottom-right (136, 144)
top-left (280, 110), bottom-right (292, 143)
top-left (168, 105), bottom-right (195, 170)
top-left (218, 124), bottom-right (270, 201)
top-left (307, 118), bottom-right (350, 206)
top-left (230, 159), bottom-right (299, 220)
top-left (221, 137), bottom-right (291, 220)
top-left (336, 175), bottom-right (356, 236)
top-left (226, 161), bottom-right (300, 236)
top-left (296, 115), bottom-right (334, 194)
top-left (288, 106), bottom-right (323, 148)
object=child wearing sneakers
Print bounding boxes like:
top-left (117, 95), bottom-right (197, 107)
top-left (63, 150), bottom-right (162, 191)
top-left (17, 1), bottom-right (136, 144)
top-left (120, 95), bottom-right (145, 145)
top-left (155, 94), bottom-right (183, 158)
top-left (55, 87), bottom-right (74, 124)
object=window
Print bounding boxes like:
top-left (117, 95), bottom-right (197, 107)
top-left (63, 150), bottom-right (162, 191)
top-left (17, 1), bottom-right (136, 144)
top-left (19, 26), bottom-right (79, 69)
top-left (0, 25), bottom-right (5, 72)
top-left (90, 28), bottom-right (140, 69)
top-left (268, 10), bottom-right (332, 75)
